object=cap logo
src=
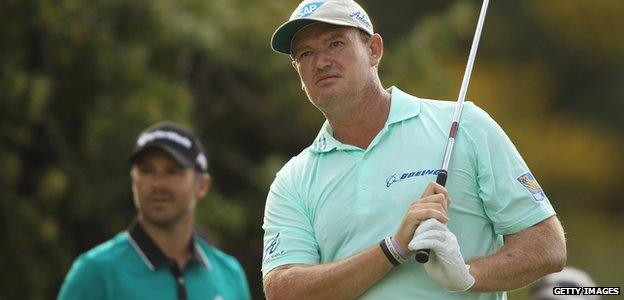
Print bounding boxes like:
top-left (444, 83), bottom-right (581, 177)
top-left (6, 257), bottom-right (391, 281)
top-left (196, 153), bottom-right (208, 171)
top-left (296, 2), bottom-right (325, 18)
top-left (349, 10), bottom-right (370, 28)
top-left (137, 130), bottom-right (192, 149)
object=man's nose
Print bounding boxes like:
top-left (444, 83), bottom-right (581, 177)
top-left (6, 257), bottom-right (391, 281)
top-left (151, 172), bottom-right (170, 187)
top-left (313, 49), bottom-right (333, 70)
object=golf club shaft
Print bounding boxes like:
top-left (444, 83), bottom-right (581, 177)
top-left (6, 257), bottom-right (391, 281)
top-left (415, 0), bottom-right (490, 264)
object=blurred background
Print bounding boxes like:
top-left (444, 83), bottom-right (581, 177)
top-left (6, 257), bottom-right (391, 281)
top-left (1, 0), bottom-right (622, 299)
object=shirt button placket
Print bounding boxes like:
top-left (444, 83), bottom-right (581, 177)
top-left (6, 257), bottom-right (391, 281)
top-left (357, 153), bottom-right (372, 211)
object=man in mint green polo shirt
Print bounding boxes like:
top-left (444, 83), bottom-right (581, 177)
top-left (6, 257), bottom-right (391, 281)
top-left (58, 122), bottom-right (250, 300)
top-left (262, 0), bottom-right (567, 299)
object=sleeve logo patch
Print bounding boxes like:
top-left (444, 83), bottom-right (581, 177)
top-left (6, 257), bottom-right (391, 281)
top-left (262, 233), bottom-right (285, 265)
top-left (517, 172), bottom-right (546, 202)
top-left (265, 232), bottom-right (281, 255)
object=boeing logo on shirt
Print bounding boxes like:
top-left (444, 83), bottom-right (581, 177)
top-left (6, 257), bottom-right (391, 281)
top-left (296, 2), bottom-right (325, 18)
top-left (517, 172), bottom-right (547, 202)
top-left (386, 174), bottom-right (399, 187)
top-left (386, 169), bottom-right (440, 187)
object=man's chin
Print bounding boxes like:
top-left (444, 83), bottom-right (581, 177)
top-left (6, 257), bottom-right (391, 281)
top-left (311, 90), bottom-right (343, 108)
top-left (142, 212), bottom-right (177, 227)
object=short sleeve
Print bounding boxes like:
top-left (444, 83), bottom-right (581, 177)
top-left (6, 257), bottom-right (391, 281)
top-left (57, 255), bottom-right (107, 300)
top-left (261, 162), bottom-right (320, 278)
top-left (463, 103), bottom-right (556, 235)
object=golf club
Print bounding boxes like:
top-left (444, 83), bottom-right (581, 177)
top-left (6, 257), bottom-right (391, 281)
top-left (415, 0), bottom-right (490, 264)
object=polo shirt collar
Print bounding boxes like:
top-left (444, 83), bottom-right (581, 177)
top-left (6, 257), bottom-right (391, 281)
top-left (127, 220), bottom-right (210, 271)
top-left (386, 86), bottom-right (422, 125)
top-left (309, 86), bottom-right (421, 154)
top-left (309, 122), bottom-right (342, 153)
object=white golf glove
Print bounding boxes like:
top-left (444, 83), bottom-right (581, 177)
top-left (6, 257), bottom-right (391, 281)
top-left (408, 219), bottom-right (475, 292)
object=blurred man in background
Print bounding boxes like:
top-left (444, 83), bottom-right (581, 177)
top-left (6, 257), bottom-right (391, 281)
top-left (261, 0), bottom-right (566, 299)
top-left (58, 121), bottom-right (250, 300)
top-left (530, 267), bottom-right (600, 300)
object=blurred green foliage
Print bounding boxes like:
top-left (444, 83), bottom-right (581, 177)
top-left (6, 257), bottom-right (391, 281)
top-left (1, 0), bottom-right (622, 299)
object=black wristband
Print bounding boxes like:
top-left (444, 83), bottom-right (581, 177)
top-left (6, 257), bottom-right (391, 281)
top-left (380, 240), bottom-right (400, 266)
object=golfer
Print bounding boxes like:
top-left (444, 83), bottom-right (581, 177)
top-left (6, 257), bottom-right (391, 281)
top-left (59, 122), bottom-right (250, 300)
top-left (261, 0), bottom-right (566, 299)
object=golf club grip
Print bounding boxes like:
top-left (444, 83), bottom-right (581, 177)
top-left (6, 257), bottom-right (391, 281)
top-left (436, 170), bottom-right (448, 186)
top-left (415, 170), bottom-right (448, 263)
top-left (415, 249), bottom-right (430, 263)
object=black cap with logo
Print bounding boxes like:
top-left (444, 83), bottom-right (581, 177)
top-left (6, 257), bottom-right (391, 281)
top-left (129, 121), bottom-right (208, 173)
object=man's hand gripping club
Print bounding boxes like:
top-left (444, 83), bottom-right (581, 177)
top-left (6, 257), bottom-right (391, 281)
top-left (408, 218), bottom-right (475, 292)
top-left (393, 182), bottom-right (450, 258)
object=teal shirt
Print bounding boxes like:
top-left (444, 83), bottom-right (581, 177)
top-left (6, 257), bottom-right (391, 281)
top-left (59, 223), bottom-right (250, 300)
top-left (262, 87), bottom-right (555, 299)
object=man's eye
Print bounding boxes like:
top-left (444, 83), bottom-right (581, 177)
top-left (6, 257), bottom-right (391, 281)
top-left (137, 165), bottom-right (154, 174)
top-left (298, 50), bottom-right (312, 60)
top-left (330, 41), bottom-right (344, 48)
top-left (167, 167), bottom-right (185, 176)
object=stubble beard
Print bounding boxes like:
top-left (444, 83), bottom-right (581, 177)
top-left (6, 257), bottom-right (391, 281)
top-left (308, 80), bottom-right (367, 118)
top-left (142, 204), bottom-right (191, 229)
top-left (136, 188), bottom-right (195, 230)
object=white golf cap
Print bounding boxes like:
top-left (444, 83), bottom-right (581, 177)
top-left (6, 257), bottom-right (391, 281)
top-left (271, 0), bottom-right (374, 55)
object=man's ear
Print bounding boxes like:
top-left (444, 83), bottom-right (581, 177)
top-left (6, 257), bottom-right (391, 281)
top-left (292, 61), bottom-right (307, 92)
top-left (196, 173), bottom-right (211, 199)
top-left (369, 33), bottom-right (384, 67)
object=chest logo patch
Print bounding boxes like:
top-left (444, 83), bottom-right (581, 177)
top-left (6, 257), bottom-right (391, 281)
top-left (386, 169), bottom-right (440, 187)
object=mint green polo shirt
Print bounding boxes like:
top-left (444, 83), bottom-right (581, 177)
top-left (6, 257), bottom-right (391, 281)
top-left (262, 86), bottom-right (555, 299)
top-left (58, 222), bottom-right (250, 300)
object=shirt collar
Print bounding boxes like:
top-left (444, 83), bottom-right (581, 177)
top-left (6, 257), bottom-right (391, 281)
top-left (309, 86), bottom-right (422, 154)
top-left (309, 122), bottom-right (344, 153)
top-left (386, 86), bottom-right (422, 124)
top-left (127, 220), bottom-right (210, 270)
